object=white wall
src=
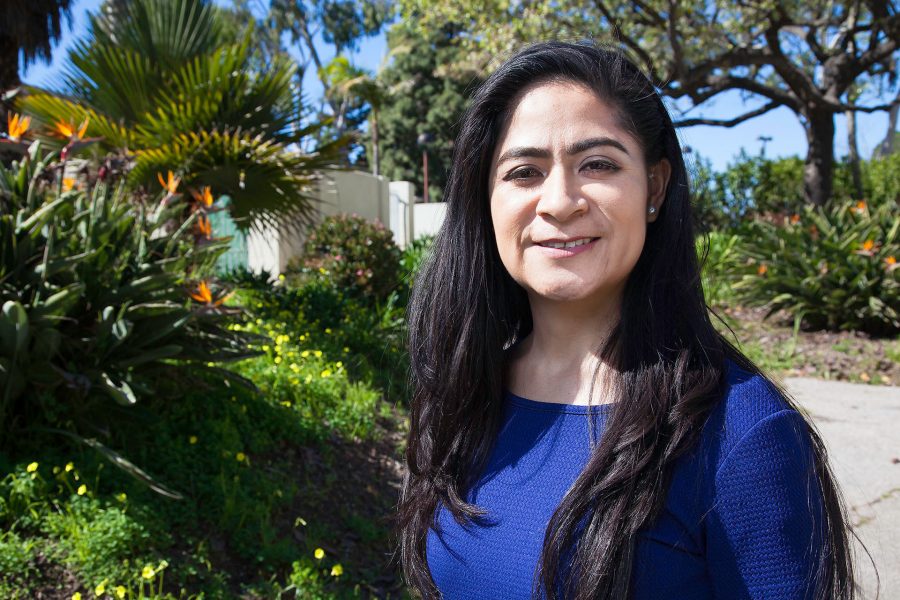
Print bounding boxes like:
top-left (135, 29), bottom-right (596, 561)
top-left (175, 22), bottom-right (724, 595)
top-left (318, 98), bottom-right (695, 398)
top-left (245, 174), bottom-right (452, 277)
top-left (413, 202), bottom-right (448, 239)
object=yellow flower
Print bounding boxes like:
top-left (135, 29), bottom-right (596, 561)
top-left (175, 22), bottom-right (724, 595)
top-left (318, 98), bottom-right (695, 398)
top-left (77, 484), bottom-right (87, 495)
top-left (6, 113), bottom-right (31, 141)
top-left (318, 267), bottom-right (327, 274)
top-left (116, 493), bottom-right (127, 502)
top-left (236, 452), bottom-right (246, 462)
top-left (320, 369), bottom-right (332, 378)
top-left (274, 356), bottom-right (282, 364)
top-left (304, 375), bottom-right (312, 384)
top-left (26, 462), bottom-right (38, 473)
top-left (115, 586), bottom-right (126, 599)
top-left (72, 593), bottom-right (82, 600)
top-left (330, 563), bottom-right (343, 576)
top-left (53, 466), bottom-right (61, 474)
top-left (141, 564), bottom-right (155, 579)
top-left (189, 435), bottom-right (198, 445)
top-left (325, 328), bottom-right (332, 334)
top-left (54, 116), bottom-right (89, 140)
top-left (314, 548), bottom-right (325, 560)
top-left (301, 350), bottom-right (310, 358)
top-left (62, 177), bottom-right (77, 191)
top-left (314, 350), bottom-right (322, 358)
top-left (342, 347), bottom-right (349, 353)
top-left (94, 579), bottom-right (108, 596)
top-left (278, 274), bottom-right (285, 281)
top-left (65, 462), bottom-right (74, 472)
top-left (157, 170), bottom-right (180, 194)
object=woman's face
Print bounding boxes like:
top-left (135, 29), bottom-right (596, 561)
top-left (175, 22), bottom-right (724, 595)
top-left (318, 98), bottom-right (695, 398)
top-left (488, 80), bottom-right (670, 310)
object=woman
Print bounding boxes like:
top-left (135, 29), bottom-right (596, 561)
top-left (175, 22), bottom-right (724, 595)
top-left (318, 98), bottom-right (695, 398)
top-left (397, 41), bottom-right (856, 599)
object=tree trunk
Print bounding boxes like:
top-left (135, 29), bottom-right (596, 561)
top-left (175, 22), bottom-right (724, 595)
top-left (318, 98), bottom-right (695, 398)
top-left (845, 108), bottom-right (864, 199)
top-left (804, 109), bottom-right (835, 206)
top-left (371, 110), bottom-right (379, 177)
top-left (876, 97), bottom-right (898, 157)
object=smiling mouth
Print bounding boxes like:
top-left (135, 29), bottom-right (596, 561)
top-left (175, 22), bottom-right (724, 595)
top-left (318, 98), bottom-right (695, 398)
top-left (537, 237), bottom-right (598, 249)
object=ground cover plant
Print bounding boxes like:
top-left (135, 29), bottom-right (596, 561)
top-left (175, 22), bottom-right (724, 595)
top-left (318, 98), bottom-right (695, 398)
top-left (0, 131), bottom-right (410, 596)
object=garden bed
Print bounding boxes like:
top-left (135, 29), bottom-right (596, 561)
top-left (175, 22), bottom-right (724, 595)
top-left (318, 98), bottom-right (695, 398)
top-left (714, 305), bottom-right (899, 385)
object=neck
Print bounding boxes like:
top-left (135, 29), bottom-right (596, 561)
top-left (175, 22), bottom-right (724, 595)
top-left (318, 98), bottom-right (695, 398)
top-left (506, 290), bottom-right (623, 405)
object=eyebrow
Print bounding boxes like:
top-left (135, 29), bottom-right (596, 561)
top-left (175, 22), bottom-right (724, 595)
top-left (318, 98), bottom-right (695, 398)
top-left (496, 136), bottom-right (631, 165)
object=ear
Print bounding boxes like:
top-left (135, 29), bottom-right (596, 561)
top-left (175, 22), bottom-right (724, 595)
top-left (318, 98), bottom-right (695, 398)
top-left (647, 158), bottom-right (672, 223)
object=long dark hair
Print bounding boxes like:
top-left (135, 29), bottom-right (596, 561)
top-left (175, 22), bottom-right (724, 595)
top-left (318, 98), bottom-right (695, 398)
top-left (398, 41), bottom-right (857, 599)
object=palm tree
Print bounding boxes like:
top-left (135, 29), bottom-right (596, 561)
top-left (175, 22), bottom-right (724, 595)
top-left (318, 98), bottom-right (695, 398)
top-left (19, 0), bottom-right (346, 233)
top-left (0, 0), bottom-right (73, 93)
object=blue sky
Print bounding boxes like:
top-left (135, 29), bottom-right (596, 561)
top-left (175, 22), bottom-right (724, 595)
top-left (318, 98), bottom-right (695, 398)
top-left (22, 0), bottom-right (896, 172)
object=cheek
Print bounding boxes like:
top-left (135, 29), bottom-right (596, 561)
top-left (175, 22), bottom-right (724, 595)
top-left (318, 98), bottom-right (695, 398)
top-left (489, 200), bottom-right (526, 271)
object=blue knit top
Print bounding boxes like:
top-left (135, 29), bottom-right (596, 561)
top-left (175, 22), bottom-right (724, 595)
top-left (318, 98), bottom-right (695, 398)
top-left (426, 362), bottom-right (826, 599)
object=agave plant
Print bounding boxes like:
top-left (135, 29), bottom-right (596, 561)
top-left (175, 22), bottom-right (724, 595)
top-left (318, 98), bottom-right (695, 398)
top-left (19, 0), bottom-right (346, 234)
top-left (0, 143), bottom-right (264, 458)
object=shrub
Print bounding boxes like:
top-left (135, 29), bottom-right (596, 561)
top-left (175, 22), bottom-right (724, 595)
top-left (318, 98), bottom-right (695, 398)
top-left (697, 231), bottom-right (752, 308)
top-left (291, 214), bottom-right (401, 303)
top-left (0, 143), bottom-right (261, 481)
top-left (734, 199), bottom-right (899, 335)
top-left (400, 235), bottom-right (434, 286)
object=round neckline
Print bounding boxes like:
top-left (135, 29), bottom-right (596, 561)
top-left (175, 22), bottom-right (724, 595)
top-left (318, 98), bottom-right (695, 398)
top-left (504, 391), bottom-right (615, 415)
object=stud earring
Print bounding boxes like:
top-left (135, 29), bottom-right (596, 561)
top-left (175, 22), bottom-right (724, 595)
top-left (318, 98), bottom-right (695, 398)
top-left (648, 206), bottom-right (657, 214)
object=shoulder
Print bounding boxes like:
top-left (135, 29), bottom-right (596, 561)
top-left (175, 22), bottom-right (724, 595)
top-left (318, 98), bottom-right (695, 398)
top-left (700, 359), bottom-right (812, 480)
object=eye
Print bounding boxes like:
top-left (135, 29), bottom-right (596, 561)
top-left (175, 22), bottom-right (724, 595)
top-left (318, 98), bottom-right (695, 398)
top-left (503, 166), bottom-right (544, 182)
top-left (582, 159), bottom-right (619, 173)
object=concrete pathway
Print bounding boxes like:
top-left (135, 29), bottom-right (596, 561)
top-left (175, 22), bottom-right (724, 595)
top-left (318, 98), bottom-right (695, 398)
top-left (785, 377), bottom-right (900, 600)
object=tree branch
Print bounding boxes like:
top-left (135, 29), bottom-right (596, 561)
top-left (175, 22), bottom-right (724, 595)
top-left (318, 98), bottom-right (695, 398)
top-left (593, 0), bottom-right (661, 84)
top-left (674, 100), bottom-right (782, 128)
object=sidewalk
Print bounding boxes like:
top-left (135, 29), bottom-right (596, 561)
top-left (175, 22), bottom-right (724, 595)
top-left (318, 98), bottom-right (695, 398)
top-left (785, 377), bottom-right (900, 599)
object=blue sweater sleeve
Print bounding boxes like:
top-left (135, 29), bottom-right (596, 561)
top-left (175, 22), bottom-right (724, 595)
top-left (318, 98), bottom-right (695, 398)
top-left (706, 409), bottom-right (826, 599)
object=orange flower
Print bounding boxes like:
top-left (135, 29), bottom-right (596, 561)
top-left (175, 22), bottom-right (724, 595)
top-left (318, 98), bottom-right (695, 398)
top-left (191, 186), bottom-right (214, 208)
top-left (189, 281), bottom-right (232, 307)
top-left (53, 117), bottom-right (89, 140)
top-left (789, 214), bottom-right (800, 224)
top-left (6, 113), bottom-right (30, 141)
top-left (757, 264), bottom-right (768, 276)
top-left (62, 178), bottom-right (76, 191)
top-left (157, 171), bottom-right (181, 195)
top-left (886, 256), bottom-right (898, 271)
top-left (195, 215), bottom-right (212, 239)
top-left (861, 239), bottom-right (875, 252)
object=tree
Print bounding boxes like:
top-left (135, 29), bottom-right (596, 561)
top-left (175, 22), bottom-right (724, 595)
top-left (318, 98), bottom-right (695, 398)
top-left (376, 19), bottom-right (477, 200)
top-left (398, 0), bottom-right (899, 206)
top-left (0, 0), bottom-right (73, 95)
top-left (19, 0), bottom-right (346, 233)
top-left (242, 1), bottom-right (392, 140)
top-left (325, 56), bottom-right (388, 175)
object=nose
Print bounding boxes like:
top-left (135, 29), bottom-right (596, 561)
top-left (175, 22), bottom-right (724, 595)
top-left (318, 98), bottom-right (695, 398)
top-left (535, 167), bottom-right (586, 222)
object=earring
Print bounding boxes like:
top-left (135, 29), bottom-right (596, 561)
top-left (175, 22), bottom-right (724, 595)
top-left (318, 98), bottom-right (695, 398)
top-left (648, 206), bottom-right (657, 214)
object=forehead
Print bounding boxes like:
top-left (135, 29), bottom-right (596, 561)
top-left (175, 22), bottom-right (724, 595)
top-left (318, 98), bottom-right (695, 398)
top-left (494, 80), bottom-right (638, 153)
